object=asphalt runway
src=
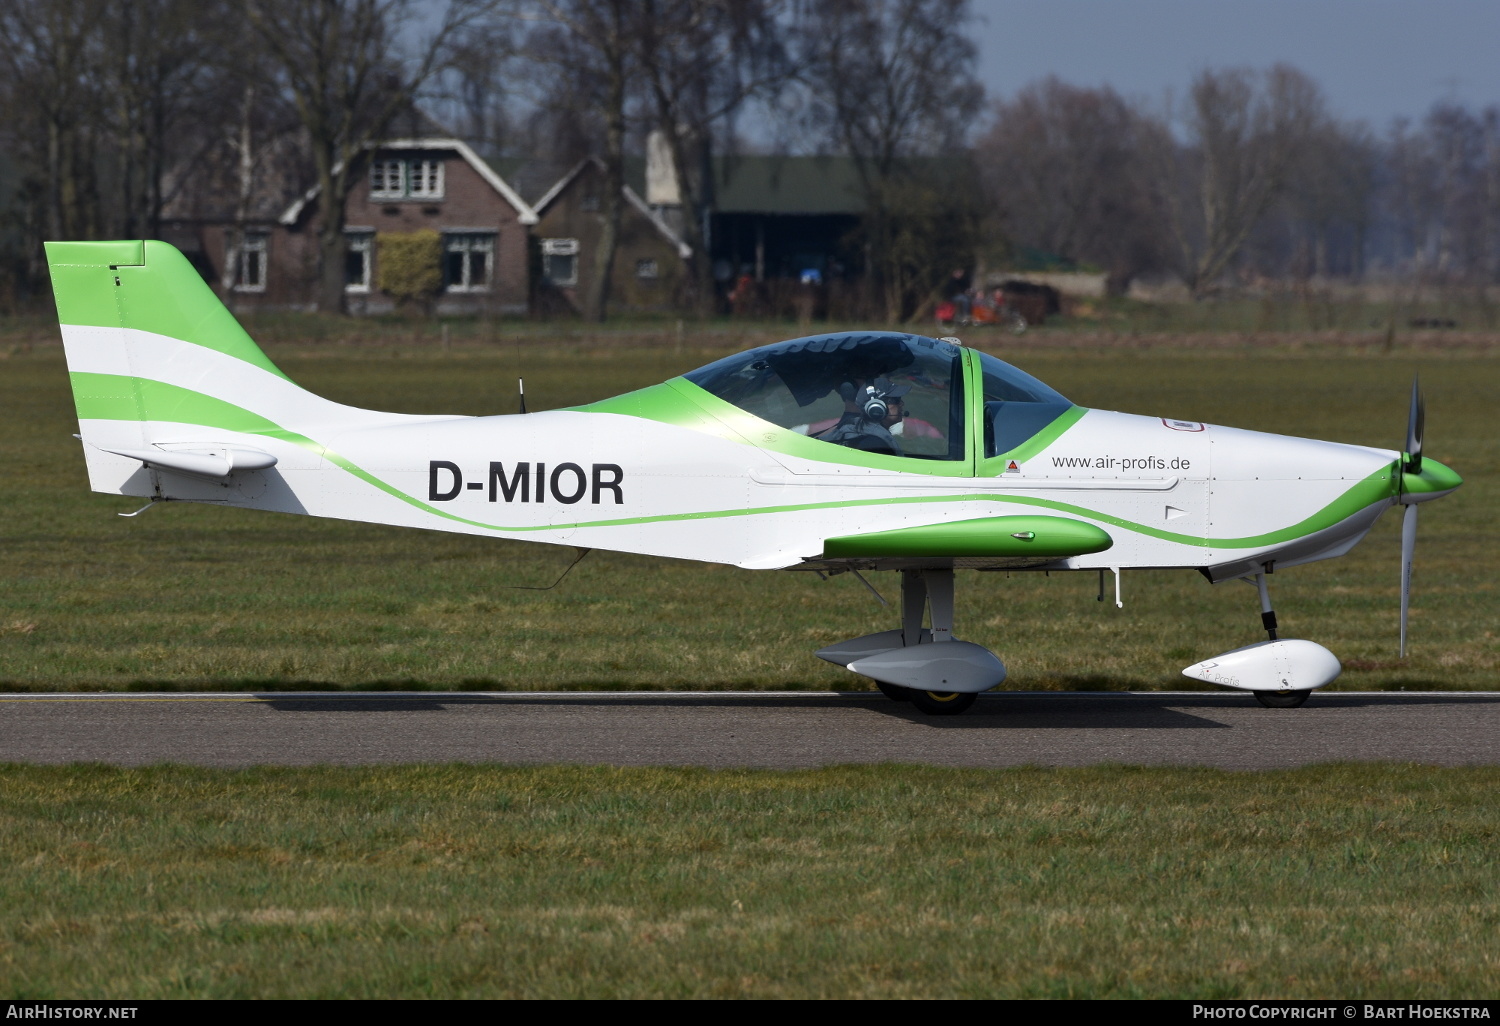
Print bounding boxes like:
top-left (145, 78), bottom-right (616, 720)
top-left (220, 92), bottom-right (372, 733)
top-left (1, 691), bottom-right (1497, 769)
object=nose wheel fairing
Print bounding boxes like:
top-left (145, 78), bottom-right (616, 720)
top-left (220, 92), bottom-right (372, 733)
top-left (1181, 570), bottom-right (1341, 703)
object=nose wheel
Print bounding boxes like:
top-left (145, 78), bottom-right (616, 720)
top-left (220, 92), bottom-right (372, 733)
top-left (1255, 689), bottom-right (1310, 708)
top-left (907, 689), bottom-right (977, 715)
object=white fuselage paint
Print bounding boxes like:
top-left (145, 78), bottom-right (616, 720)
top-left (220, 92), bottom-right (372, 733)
top-left (64, 325), bottom-right (1401, 574)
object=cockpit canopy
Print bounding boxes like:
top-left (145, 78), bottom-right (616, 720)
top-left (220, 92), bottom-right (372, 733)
top-left (683, 331), bottom-right (1074, 463)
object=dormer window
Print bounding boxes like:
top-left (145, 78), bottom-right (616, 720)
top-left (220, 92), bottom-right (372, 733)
top-left (370, 158), bottom-right (444, 200)
top-left (408, 160), bottom-right (443, 198)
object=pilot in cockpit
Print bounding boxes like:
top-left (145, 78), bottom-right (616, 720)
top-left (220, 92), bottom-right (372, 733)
top-left (813, 376), bottom-right (911, 456)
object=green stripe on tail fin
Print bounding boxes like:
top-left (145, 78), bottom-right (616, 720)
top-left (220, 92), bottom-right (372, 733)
top-left (45, 240), bottom-right (289, 380)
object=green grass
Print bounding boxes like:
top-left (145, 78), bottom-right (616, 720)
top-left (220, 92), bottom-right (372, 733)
top-left (1050, 291), bottom-right (1500, 336)
top-left (1, 763), bottom-right (1496, 998)
top-left (1, 335), bottom-right (1496, 691)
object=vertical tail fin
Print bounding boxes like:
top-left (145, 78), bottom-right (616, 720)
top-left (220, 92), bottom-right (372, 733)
top-left (46, 240), bottom-right (406, 500)
top-left (46, 240), bottom-right (314, 496)
top-left (47, 240), bottom-right (459, 507)
top-left (47, 239), bottom-right (289, 382)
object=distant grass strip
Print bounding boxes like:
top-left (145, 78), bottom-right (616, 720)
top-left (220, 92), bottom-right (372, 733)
top-left (1, 763), bottom-right (1496, 998)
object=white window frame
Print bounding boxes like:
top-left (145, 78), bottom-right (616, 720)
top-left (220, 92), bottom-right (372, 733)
top-left (369, 160), bottom-right (407, 200)
top-left (234, 231), bottom-right (268, 292)
top-left (408, 160), bottom-right (444, 199)
top-left (444, 232), bottom-right (495, 293)
top-left (345, 230), bottom-right (374, 294)
top-left (542, 238), bottom-right (580, 287)
top-left (370, 158), bottom-right (445, 201)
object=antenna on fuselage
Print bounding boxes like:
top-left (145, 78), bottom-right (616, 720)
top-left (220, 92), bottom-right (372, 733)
top-left (518, 377), bottom-right (527, 415)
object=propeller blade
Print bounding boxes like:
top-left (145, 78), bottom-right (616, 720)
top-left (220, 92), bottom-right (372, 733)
top-left (1399, 501), bottom-right (1418, 658)
top-left (1405, 376), bottom-right (1424, 473)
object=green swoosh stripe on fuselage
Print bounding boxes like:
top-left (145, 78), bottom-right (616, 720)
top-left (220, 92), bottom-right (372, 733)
top-left (70, 373), bottom-right (1396, 548)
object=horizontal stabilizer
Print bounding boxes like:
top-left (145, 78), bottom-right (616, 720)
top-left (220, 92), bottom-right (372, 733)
top-left (98, 443), bottom-right (278, 479)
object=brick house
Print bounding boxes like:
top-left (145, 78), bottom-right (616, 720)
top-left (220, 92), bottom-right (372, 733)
top-left (268, 137), bottom-right (539, 314)
top-left (530, 156), bottom-right (691, 314)
top-left (161, 117), bottom-right (539, 315)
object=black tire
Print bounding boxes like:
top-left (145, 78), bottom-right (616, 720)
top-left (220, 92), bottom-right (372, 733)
top-left (875, 680), bottom-right (913, 702)
top-left (1255, 690), bottom-right (1311, 708)
top-left (908, 690), bottom-right (978, 716)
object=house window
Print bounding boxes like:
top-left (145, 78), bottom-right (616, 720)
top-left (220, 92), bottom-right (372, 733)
top-left (235, 231), bottom-right (267, 292)
top-left (635, 258), bottom-right (659, 280)
top-left (542, 238), bottom-right (579, 286)
top-left (345, 231), bottom-right (373, 293)
top-left (369, 160), bottom-right (406, 199)
top-left (370, 158), bottom-right (444, 200)
top-left (444, 232), bottom-right (494, 292)
top-left (408, 160), bottom-right (444, 199)
top-left (581, 192), bottom-right (600, 212)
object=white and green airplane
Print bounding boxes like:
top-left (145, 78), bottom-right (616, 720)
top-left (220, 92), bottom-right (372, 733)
top-left (47, 240), bottom-right (1462, 714)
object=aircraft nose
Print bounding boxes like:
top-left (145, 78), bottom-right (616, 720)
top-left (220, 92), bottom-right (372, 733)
top-left (1400, 457), bottom-right (1462, 504)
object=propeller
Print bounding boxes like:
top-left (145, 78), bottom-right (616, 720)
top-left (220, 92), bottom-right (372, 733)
top-left (1400, 502), bottom-right (1417, 658)
top-left (1398, 376), bottom-right (1423, 658)
top-left (1404, 376), bottom-right (1424, 474)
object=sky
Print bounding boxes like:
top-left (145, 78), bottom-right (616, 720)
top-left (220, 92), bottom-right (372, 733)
top-left (970, 0), bottom-right (1500, 129)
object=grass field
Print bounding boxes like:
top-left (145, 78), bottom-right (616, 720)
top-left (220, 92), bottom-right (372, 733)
top-left (2, 322), bottom-right (1498, 1001)
top-left (0, 330), bottom-right (1496, 692)
top-left (1, 763), bottom-right (1496, 999)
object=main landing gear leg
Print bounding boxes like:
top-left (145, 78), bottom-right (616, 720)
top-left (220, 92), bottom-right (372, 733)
top-left (875, 571), bottom-right (929, 703)
top-left (816, 570), bottom-right (1005, 714)
top-left (1251, 568), bottom-right (1310, 708)
top-left (875, 571), bottom-right (928, 702)
top-left (903, 570), bottom-right (978, 716)
top-left (900, 569), bottom-right (927, 647)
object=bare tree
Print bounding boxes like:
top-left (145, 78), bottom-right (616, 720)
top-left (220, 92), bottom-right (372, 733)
top-left (431, 18), bottom-right (521, 154)
top-left (528, 0), bottom-right (633, 321)
top-left (0, 0), bottom-right (108, 268)
top-left (213, 73), bottom-right (303, 298)
top-left (1425, 103), bottom-right (1492, 278)
top-left (631, 0), bottom-right (788, 315)
top-left (794, 0), bottom-right (983, 321)
top-left (976, 77), bottom-right (1170, 292)
top-left (97, 0), bottom-right (222, 240)
top-left (1280, 117), bottom-right (1376, 280)
top-left (246, 0), bottom-right (483, 314)
top-left (0, 0), bottom-right (232, 292)
top-left (1158, 64), bottom-right (1326, 297)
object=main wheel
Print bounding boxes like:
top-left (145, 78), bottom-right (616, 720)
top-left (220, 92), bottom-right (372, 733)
top-left (1255, 690), bottom-right (1311, 708)
top-left (908, 690), bottom-right (978, 716)
top-left (875, 680), bottom-right (912, 702)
